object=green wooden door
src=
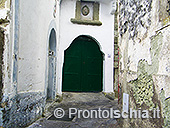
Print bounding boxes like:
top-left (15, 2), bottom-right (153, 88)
top-left (62, 36), bottom-right (103, 92)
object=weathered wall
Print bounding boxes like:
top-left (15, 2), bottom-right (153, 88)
top-left (114, 2), bottom-right (119, 98)
top-left (0, 0), bottom-right (10, 99)
top-left (3, 92), bottom-right (45, 127)
top-left (118, 0), bottom-right (170, 127)
top-left (0, 0), bottom-right (60, 127)
top-left (0, 0), bottom-right (11, 127)
top-left (0, 28), bottom-right (4, 103)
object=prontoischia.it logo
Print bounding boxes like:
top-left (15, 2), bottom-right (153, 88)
top-left (54, 108), bottom-right (160, 119)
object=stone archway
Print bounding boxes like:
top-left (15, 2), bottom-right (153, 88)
top-left (47, 28), bottom-right (57, 100)
top-left (62, 35), bottom-right (103, 92)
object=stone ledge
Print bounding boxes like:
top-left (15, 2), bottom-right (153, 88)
top-left (103, 92), bottom-right (115, 100)
top-left (70, 18), bottom-right (102, 26)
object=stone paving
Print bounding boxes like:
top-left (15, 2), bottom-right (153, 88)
top-left (27, 92), bottom-right (121, 128)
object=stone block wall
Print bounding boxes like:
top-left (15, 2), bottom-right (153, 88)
top-left (2, 92), bottom-right (45, 127)
top-left (118, 0), bottom-right (170, 127)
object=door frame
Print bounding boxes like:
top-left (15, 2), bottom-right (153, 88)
top-left (58, 34), bottom-right (114, 94)
top-left (62, 35), bottom-right (105, 92)
top-left (47, 28), bottom-right (57, 100)
top-left (45, 20), bottom-right (57, 100)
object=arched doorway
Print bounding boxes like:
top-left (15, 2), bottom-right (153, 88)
top-left (62, 35), bottom-right (103, 92)
top-left (47, 29), bottom-right (56, 100)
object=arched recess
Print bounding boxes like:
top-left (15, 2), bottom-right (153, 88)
top-left (47, 28), bottom-right (57, 100)
top-left (62, 35), bottom-right (104, 92)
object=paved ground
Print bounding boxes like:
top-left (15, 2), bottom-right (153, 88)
top-left (27, 92), bottom-right (121, 128)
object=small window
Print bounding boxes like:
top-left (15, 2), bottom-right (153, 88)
top-left (71, 1), bottom-right (102, 26)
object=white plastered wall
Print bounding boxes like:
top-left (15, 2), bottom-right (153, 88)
top-left (57, 0), bottom-right (114, 94)
top-left (18, 0), bottom-right (59, 93)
